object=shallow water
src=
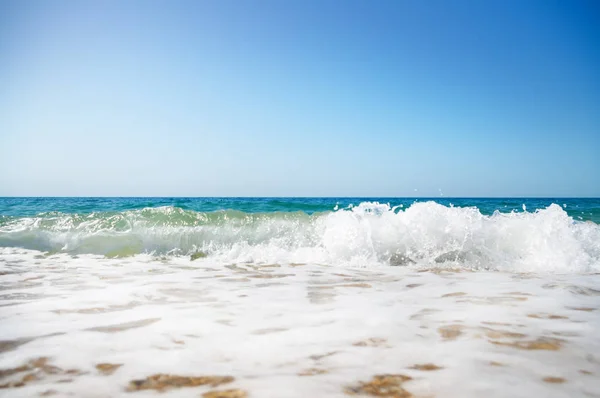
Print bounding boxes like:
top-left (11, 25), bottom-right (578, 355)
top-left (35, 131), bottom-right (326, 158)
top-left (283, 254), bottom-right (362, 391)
top-left (1, 248), bottom-right (599, 397)
top-left (1, 199), bottom-right (599, 272)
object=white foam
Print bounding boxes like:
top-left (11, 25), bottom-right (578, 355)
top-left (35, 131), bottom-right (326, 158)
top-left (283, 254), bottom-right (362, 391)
top-left (1, 202), bottom-right (599, 272)
top-left (209, 202), bottom-right (600, 272)
top-left (0, 248), bottom-right (599, 397)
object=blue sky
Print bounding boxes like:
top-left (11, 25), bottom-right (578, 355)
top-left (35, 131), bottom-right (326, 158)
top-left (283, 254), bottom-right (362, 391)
top-left (1, 0), bottom-right (599, 197)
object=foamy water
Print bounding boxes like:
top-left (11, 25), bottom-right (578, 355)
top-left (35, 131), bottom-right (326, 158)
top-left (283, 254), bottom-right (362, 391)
top-left (1, 199), bottom-right (599, 397)
top-left (1, 248), bottom-right (599, 397)
top-left (1, 201), bottom-right (599, 272)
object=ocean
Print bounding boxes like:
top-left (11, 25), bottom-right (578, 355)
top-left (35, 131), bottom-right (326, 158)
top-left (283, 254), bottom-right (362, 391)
top-left (1, 197), bottom-right (599, 397)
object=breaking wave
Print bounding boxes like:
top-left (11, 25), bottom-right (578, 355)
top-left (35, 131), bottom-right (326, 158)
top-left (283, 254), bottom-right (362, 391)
top-left (1, 202), bottom-right (599, 272)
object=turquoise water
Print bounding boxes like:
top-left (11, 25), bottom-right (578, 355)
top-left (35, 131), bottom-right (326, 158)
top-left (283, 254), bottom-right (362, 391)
top-left (1, 197), bottom-right (599, 220)
top-left (0, 197), bottom-right (599, 271)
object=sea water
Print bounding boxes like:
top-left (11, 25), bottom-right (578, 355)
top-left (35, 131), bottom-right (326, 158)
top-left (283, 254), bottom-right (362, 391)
top-left (0, 198), bottom-right (599, 397)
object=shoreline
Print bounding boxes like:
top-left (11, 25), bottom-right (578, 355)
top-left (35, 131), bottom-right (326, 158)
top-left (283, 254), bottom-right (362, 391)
top-left (1, 249), bottom-right (599, 397)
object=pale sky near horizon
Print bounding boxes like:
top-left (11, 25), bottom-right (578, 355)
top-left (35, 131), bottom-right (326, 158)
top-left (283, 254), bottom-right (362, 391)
top-left (1, 0), bottom-right (599, 197)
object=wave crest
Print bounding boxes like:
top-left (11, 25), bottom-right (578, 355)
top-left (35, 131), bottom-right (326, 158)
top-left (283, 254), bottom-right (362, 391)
top-left (1, 202), bottom-right (598, 272)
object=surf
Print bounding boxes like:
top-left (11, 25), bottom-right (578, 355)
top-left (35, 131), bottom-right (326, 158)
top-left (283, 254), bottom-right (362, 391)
top-left (0, 201), bottom-right (598, 272)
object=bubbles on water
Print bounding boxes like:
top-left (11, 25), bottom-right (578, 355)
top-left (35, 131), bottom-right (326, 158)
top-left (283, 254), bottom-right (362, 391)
top-left (0, 202), bottom-right (598, 273)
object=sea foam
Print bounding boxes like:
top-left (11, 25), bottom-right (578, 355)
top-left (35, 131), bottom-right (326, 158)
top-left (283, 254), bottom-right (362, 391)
top-left (0, 202), bottom-right (598, 272)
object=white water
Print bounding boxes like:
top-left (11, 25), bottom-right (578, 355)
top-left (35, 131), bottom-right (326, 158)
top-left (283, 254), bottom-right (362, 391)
top-left (2, 202), bottom-right (600, 396)
top-left (1, 202), bottom-right (599, 273)
top-left (0, 248), bottom-right (599, 397)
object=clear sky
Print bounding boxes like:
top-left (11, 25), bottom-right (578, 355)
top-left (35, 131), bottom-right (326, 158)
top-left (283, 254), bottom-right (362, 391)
top-left (1, 0), bottom-right (598, 197)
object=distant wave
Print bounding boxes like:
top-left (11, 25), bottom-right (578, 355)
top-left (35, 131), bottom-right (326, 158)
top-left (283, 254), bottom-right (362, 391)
top-left (1, 202), bottom-right (599, 272)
